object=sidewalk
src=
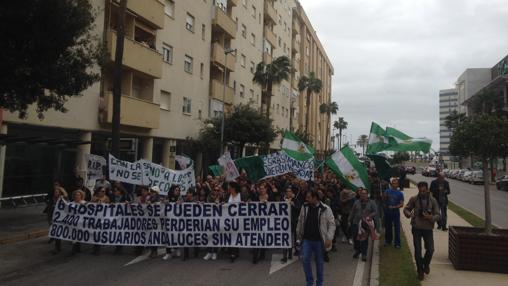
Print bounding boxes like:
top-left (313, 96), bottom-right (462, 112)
top-left (400, 187), bottom-right (508, 285)
top-left (0, 205), bottom-right (49, 244)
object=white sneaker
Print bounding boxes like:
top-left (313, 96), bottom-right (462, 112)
top-left (173, 249), bottom-right (181, 257)
top-left (348, 239), bottom-right (353, 245)
top-left (341, 237), bottom-right (347, 243)
top-left (211, 253), bottom-right (217, 260)
top-left (203, 253), bottom-right (212, 260)
top-left (162, 253), bottom-right (172, 260)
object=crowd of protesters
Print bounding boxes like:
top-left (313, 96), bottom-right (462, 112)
top-left (46, 167), bottom-right (408, 285)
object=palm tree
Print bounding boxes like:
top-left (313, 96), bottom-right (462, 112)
top-left (253, 56), bottom-right (291, 118)
top-left (319, 101), bottom-right (338, 152)
top-left (357, 134), bottom-right (368, 156)
top-left (298, 72), bottom-right (322, 135)
top-left (333, 117), bottom-right (348, 149)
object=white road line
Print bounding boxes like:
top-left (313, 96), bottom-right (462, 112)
top-left (269, 253), bottom-right (299, 275)
top-left (352, 259), bottom-right (365, 286)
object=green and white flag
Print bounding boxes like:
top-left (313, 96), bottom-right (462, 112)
top-left (366, 122), bottom-right (389, 154)
top-left (326, 146), bottom-right (370, 191)
top-left (282, 131), bottom-right (315, 161)
top-left (385, 127), bottom-right (432, 153)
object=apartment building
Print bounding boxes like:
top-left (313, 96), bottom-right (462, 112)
top-left (292, 2), bottom-right (334, 153)
top-left (0, 0), bottom-right (333, 197)
top-left (438, 88), bottom-right (458, 168)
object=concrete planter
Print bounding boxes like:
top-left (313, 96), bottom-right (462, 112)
top-left (449, 226), bottom-right (508, 273)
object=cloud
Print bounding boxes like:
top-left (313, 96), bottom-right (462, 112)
top-left (299, 0), bottom-right (508, 151)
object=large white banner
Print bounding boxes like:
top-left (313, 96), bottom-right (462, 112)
top-left (141, 160), bottom-right (195, 195)
top-left (48, 200), bottom-right (291, 248)
top-left (263, 152), bottom-right (314, 181)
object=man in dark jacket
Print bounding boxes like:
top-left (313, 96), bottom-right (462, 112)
top-left (429, 172), bottom-right (450, 231)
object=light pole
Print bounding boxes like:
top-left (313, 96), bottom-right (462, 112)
top-left (221, 48), bottom-right (236, 156)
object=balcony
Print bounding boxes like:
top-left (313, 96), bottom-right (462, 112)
top-left (210, 79), bottom-right (234, 105)
top-left (263, 52), bottom-right (272, 64)
top-left (107, 30), bottom-right (162, 79)
top-left (292, 38), bottom-right (299, 53)
top-left (264, 2), bottom-right (277, 23)
top-left (127, 0), bottom-right (164, 29)
top-left (292, 19), bottom-right (300, 35)
top-left (102, 92), bottom-right (160, 129)
top-left (211, 43), bottom-right (236, 72)
top-left (264, 26), bottom-right (277, 47)
top-left (212, 6), bottom-right (237, 39)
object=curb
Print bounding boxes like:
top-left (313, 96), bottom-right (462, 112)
top-left (368, 239), bottom-right (380, 286)
top-left (0, 229), bottom-right (48, 245)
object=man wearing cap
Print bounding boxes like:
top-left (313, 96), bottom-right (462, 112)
top-left (383, 178), bottom-right (404, 248)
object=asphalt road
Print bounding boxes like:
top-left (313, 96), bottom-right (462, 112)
top-left (409, 174), bottom-right (508, 228)
top-left (0, 236), bottom-right (362, 286)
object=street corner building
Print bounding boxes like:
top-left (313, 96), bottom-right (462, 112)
top-left (0, 0), bottom-right (333, 199)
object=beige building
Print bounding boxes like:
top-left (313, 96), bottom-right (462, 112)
top-left (0, 0), bottom-right (333, 197)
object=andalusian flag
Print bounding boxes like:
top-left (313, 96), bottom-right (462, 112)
top-left (326, 146), bottom-right (370, 191)
top-left (385, 127), bottom-right (432, 153)
top-left (366, 122), bottom-right (389, 154)
top-left (282, 131), bottom-right (315, 161)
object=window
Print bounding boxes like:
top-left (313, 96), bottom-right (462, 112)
top-left (240, 54), bottom-right (246, 67)
top-left (241, 24), bottom-right (247, 38)
top-left (252, 5), bottom-right (256, 18)
top-left (164, 0), bottom-right (175, 18)
top-left (162, 44), bottom-right (173, 64)
top-left (198, 110), bottom-right (202, 119)
top-left (184, 55), bottom-right (193, 73)
top-left (250, 89), bottom-right (254, 98)
top-left (250, 33), bottom-right (255, 46)
top-left (201, 24), bottom-right (206, 40)
top-left (186, 13), bottom-right (195, 32)
top-left (250, 61), bottom-right (255, 73)
top-left (278, 37), bottom-right (281, 47)
top-left (240, 84), bottom-right (245, 97)
top-left (160, 91), bottom-right (171, 110)
top-left (200, 63), bottom-right (204, 79)
top-left (182, 97), bottom-right (192, 114)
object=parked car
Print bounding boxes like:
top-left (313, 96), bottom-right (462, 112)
top-left (457, 169), bottom-right (468, 181)
top-left (496, 175), bottom-right (508, 191)
top-left (462, 171), bottom-right (473, 182)
top-left (423, 166), bottom-right (437, 177)
top-left (470, 171), bottom-right (484, 184)
top-left (405, 166), bottom-right (416, 175)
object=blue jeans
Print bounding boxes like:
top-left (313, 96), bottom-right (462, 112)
top-left (302, 240), bottom-right (324, 286)
top-left (384, 209), bottom-right (401, 247)
top-left (439, 204), bottom-right (448, 228)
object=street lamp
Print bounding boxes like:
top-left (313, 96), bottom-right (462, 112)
top-left (221, 48), bottom-right (236, 156)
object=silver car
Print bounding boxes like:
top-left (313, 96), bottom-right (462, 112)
top-left (469, 170), bottom-right (484, 184)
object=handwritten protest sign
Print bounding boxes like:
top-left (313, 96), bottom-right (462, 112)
top-left (108, 154), bottom-right (144, 185)
top-left (85, 154), bottom-right (106, 182)
top-left (49, 200), bottom-right (291, 248)
top-left (218, 151), bottom-right (239, 182)
top-left (262, 152), bottom-right (314, 181)
top-left (141, 160), bottom-right (195, 195)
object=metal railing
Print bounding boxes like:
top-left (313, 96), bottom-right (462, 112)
top-left (0, 193), bottom-right (47, 208)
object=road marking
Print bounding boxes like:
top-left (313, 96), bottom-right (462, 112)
top-left (124, 248), bottom-right (165, 266)
top-left (269, 253), bottom-right (299, 275)
top-left (352, 259), bottom-right (365, 286)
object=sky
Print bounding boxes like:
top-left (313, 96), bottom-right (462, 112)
top-left (298, 0), bottom-right (508, 152)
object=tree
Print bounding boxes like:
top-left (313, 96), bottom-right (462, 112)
top-left (253, 56), bottom-right (291, 118)
top-left (449, 114), bottom-right (508, 233)
top-left (445, 111), bottom-right (467, 130)
top-left (392, 152), bottom-right (410, 164)
top-left (111, 0), bottom-right (128, 157)
top-left (470, 90), bottom-right (506, 116)
top-left (319, 101), bottom-right (338, 152)
top-left (356, 134), bottom-right (369, 156)
top-left (201, 104), bottom-right (277, 156)
top-left (333, 117), bottom-right (348, 149)
top-left (298, 72), bottom-right (323, 135)
top-left (0, 0), bottom-right (100, 119)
